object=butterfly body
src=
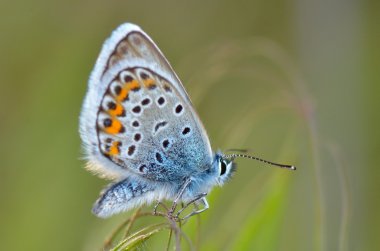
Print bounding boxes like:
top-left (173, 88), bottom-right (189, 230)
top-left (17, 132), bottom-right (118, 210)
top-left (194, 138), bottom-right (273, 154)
top-left (80, 23), bottom-right (237, 218)
top-left (92, 153), bottom-right (229, 218)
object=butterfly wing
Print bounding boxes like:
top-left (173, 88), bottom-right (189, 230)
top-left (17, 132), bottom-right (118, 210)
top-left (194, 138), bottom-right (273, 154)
top-left (80, 23), bottom-right (213, 181)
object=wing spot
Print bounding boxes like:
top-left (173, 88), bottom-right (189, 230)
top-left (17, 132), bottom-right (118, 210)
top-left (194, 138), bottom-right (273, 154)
top-left (114, 86), bottom-right (122, 95)
top-left (141, 98), bottom-right (151, 106)
top-left (132, 105), bottom-right (141, 114)
top-left (155, 152), bottom-right (163, 163)
top-left (108, 141), bottom-right (121, 156)
top-left (157, 96), bottom-right (165, 106)
top-left (182, 127), bottom-right (191, 135)
top-left (124, 75), bottom-right (133, 83)
top-left (107, 102), bottom-right (116, 110)
top-left (154, 121), bottom-right (168, 132)
top-left (175, 104), bottom-right (183, 114)
top-left (162, 139), bottom-right (170, 149)
top-left (163, 84), bottom-right (172, 92)
top-left (139, 164), bottom-right (147, 173)
top-left (140, 72), bottom-right (149, 80)
top-left (132, 120), bottom-right (140, 127)
top-left (134, 133), bottom-right (141, 142)
top-left (103, 118), bottom-right (112, 127)
top-left (128, 145), bottom-right (136, 156)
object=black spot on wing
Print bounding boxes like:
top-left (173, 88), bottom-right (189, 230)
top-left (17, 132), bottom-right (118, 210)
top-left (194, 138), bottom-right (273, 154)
top-left (155, 152), bottom-right (163, 163)
top-left (124, 75), bottom-right (133, 83)
top-left (154, 121), bottom-right (167, 132)
top-left (157, 97), bottom-right (165, 106)
top-left (132, 106), bottom-right (141, 114)
top-left (134, 133), bottom-right (141, 142)
top-left (103, 118), bottom-right (112, 127)
top-left (132, 120), bottom-right (139, 127)
top-left (182, 127), bottom-right (191, 135)
top-left (141, 98), bottom-right (151, 106)
top-left (139, 164), bottom-right (146, 173)
top-left (162, 139), bottom-right (170, 149)
top-left (175, 104), bottom-right (183, 114)
top-left (128, 145), bottom-right (136, 156)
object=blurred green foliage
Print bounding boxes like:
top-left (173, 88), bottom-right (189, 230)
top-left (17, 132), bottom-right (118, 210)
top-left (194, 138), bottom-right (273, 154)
top-left (0, 0), bottom-right (379, 250)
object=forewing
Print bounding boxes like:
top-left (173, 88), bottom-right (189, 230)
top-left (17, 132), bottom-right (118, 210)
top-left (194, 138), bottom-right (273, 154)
top-left (80, 23), bottom-right (213, 181)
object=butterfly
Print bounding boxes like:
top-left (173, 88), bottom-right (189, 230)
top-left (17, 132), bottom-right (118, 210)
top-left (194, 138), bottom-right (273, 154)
top-left (79, 23), bottom-right (296, 220)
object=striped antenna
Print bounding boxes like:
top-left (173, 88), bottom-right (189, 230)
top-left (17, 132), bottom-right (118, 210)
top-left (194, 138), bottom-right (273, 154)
top-left (224, 153), bottom-right (296, 171)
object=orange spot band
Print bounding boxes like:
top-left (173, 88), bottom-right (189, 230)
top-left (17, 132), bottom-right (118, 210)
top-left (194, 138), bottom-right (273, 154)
top-left (108, 103), bottom-right (124, 116)
top-left (105, 119), bottom-right (123, 134)
top-left (117, 80), bottom-right (140, 101)
top-left (144, 78), bottom-right (155, 88)
top-left (109, 141), bottom-right (120, 156)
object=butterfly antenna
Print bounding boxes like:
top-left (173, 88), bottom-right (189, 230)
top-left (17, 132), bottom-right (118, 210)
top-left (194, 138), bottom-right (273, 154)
top-left (225, 153), bottom-right (296, 171)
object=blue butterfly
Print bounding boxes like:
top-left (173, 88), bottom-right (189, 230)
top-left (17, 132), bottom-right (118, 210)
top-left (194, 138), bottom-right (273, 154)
top-left (79, 23), bottom-right (295, 220)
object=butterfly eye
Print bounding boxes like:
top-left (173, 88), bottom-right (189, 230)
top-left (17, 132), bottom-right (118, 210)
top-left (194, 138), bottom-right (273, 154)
top-left (220, 160), bottom-right (227, 176)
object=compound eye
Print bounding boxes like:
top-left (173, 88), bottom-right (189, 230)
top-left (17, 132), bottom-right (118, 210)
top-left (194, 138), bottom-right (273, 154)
top-left (220, 160), bottom-right (227, 176)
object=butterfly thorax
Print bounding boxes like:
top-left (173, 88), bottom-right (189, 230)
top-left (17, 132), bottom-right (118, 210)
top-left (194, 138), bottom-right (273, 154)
top-left (179, 152), bottom-right (236, 202)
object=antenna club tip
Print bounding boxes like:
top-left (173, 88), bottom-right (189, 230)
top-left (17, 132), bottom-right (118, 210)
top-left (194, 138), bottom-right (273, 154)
top-left (290, 166), bottom-right (297, 170)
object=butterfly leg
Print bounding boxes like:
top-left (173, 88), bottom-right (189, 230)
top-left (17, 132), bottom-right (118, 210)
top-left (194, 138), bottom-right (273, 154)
top-left (175, 192), bottom-right (207, 218)
top-left (181, 197), bottom-right (209, 221)
top-left (153, 200), bottom-right (169, 216)
top-left (168, 178), bottom-right (192, 217)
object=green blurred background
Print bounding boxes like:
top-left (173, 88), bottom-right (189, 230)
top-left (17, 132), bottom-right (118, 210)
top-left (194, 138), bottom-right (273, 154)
top-left (0, 0), bottom-right (379, 250)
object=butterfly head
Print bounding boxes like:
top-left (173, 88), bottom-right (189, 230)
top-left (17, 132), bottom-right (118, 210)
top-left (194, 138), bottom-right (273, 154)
top-left (213, 152), bottom-right (237, 186)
